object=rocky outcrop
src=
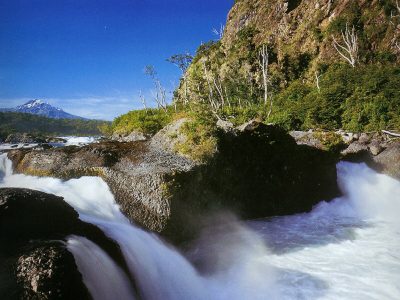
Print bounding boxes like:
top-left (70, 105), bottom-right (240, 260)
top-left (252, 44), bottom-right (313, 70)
top-left (111, 131), bottom-right (149, 142)
top-left (290, 129), bottom-right (400, 180)
top-left (223, 0), bottom-right (398, 66)
top-left (7, 120), bottom-right (341, 243)
top-left (0, 188), bottom-right (131, 299)
top-left (4, 133), bottom-right (46, 144)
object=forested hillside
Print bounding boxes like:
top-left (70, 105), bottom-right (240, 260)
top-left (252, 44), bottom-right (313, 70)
top-left (108, 0), bottom-right (400, 140)
top-left (0, 112), bottom-right (109, 139)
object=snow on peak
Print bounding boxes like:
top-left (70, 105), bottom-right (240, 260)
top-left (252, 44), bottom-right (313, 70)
top-left (24, 99), bottom-right (45, 108)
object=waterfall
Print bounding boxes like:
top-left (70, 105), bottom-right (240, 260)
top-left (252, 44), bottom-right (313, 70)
top-left (0, 153), bottom-right (13, 179)
top-left (67, 235), bottom-right (137, 300)
top-left (1, 152), bottom-right (399, 299)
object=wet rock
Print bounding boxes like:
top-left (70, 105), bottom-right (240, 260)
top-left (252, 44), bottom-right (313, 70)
top-left (111, 131), bottom-right (149, 142)
top-left (358, 133), bottom-right (370, 144)
top-left (369, 140), bottom-right (383, 156)
top-left (341, 142), bottom-right (368, 156)
top-left (373, 142), bottom-right (400, 179)
top-left (5, 133), bottom-right (46, 144)
top-left (0, 188), bottom-right (132, 299)
top-left (45, 137), bottom-right (67, 144)
top-left (7, 122), bottom-right (341, 244)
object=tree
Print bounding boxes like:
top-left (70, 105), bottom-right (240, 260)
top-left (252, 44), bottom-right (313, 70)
top-left (332, 23), bottom-right (359, 67)
top-left (144, 65), bottom-right (167, 112)
top-left (167, 53), bottom-right (193, 105)
top-left (259, 45), bottom-right (273, 118)
top-left (315, 71), bottom-right (322, 92)
top-left (212, 24), bottom-right (225, 40)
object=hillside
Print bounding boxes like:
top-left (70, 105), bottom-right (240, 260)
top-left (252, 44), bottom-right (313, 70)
top-left (0, 112), bottom-right (109, 139)
top-left (172, 0), bottom-right (400, 131)
top-left (106, 0), bottom-right (400, 155)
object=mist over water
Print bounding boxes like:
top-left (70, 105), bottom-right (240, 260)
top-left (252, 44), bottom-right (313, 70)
top-left (1, 152), bottom-right (399, 299)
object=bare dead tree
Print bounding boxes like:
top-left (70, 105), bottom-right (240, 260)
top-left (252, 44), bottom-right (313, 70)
top-left (258, 45), bottom-right (273, 118)
top-left (327, 0), bottom-right (333, 15)
top-left (396, 41), bottom-right (400, 51)
top-left (332, 23), bottom-right (359, 67)
top-left (315, 71), bottom-right (322, 92)
top-left (167, 53), bottom-right (193, 105)
top-left (201, 59), bottom-right (217, 110)
top-left (144, 65), bottom-right (167, 112)
top-left (200, 58), bottom-right (225, 120)
top-left (212, 24), bottom-right (225, 40)
top-left (213, 77), bottom-right (226, 107)
top-left (139, 90), bottom-right (147, 110)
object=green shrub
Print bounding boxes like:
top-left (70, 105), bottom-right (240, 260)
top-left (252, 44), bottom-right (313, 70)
top-left (174, 110), bottom-right (218, 162)
top-left (111, 108), bottom-right (173, 136)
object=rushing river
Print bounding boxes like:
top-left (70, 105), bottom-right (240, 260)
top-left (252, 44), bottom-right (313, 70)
top-left (0, 153), bottom-right (399, 299)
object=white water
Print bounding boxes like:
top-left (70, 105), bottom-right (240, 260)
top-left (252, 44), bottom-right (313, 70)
top-left (0, 143), bottom-right (39, 151)
top-left (0, 153), bottom-right (399, 299)
top-left (0, 136), bottom-right (98, 150)
top-left (67, 236), bottom-right (136, 300)
top-left (60, 136), bottom-right (99, 146)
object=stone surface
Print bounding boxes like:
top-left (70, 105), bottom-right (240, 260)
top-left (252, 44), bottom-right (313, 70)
top-left (111, 131), bottom-right (149, 142)
top-left (373, 142), bottom-right (400, 179)
top-left (5, 133), bottom-right (46, 144)
top-left (0, 188), bottom-right (131, 299)
top-left (7, 121), bottom-right (341, 244)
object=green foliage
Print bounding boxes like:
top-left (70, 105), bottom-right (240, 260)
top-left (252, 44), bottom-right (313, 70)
top-left (111, 108), bottom-right (173, 135)
top-left (378, 0), bottom-right (397, 16)
top-left (313, 131), bottom-right (345, 152)
top-left (220, 104), bottom-right (265, 126)
top-left (0, 112), bottom-right (108, 139)
top-left (174, 108), bottom-right (218, 162)
top-left (270, 64), bottom-right (400, 131)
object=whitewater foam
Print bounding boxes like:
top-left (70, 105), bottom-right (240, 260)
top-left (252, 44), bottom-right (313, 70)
top-left (1, 153), bottom-right (399, 300)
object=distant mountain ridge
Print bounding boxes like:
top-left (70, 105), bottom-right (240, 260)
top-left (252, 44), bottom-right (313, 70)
top-left (0, 99), bottom-right (85, 119)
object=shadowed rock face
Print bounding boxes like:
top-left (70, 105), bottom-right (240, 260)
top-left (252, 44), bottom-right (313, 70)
top-left (6, 122), bottom-right (341, 244)
top-left (0, 188), bottom-right (131, 299)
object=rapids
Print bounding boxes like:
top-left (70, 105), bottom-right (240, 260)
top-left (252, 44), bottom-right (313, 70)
top-left (0, 153), bottom-right (399, 299)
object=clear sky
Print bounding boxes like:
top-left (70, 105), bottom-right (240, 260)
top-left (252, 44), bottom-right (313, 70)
top-left (0, 0), bottom-right (233, 120)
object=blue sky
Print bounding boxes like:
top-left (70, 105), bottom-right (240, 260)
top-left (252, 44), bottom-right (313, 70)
top-left (0, 0), bottom-right (233, 120)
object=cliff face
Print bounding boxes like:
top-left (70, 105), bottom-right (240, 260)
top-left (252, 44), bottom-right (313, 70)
top-left (173, 0), bottom-right (400, 132)
top-left (223, 0), bottom-right (398, 65)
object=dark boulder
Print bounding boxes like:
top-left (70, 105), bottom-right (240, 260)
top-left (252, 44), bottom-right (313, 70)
top-left (5, 133), bottom-right (46, 144)
top-left (164, 123), bottom-right (340, 242)
top-left (0, 188), bottom-right (133, 299)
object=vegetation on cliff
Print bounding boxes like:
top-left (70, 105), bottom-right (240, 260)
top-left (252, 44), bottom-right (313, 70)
top-left (106, 0), bottom-right (400, 155)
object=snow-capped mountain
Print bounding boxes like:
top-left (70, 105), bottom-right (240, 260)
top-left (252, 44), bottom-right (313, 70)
top-left (0, 99), bottom-right (85, 119)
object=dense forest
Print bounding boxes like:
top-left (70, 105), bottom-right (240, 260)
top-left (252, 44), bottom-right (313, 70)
top-left (0, 112), bottom-right (109, 139)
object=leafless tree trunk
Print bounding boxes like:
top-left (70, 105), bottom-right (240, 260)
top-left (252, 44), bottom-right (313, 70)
top-left (139, 90), bottom-right (147, 110)
top-left (201, 59), bottom-right (219, 111)
top-left (327, 0), bottom-right (333, 15)
top-left (144, 65), bottom-right (167, 112)
top-left (259, 45), bottom-right (273, 118)
top-left (332, 23), bottom-right (359, 67)
top-left (315, 71), bottom-right (322, 92)
top-left (212, 24), bottom-right (225, 40)
top-left (213, 77), bottom-right (226, 107)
